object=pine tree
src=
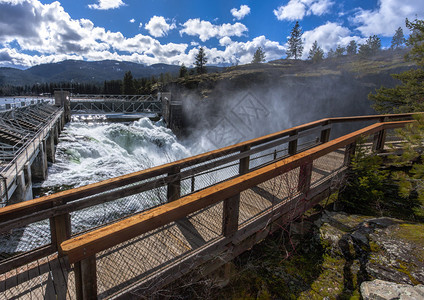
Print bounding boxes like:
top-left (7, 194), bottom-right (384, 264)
top-left (346, 40), bottom-right (357, 55)
top-left (122, 71), bottom-right (135, 95)
top-left (369, 18), bottom-right (424, 113)
top-left (359, 35), bottom-right (381, 57)
top-left (308, 41), bottom-right (324, 63)
top-left (391, 27), bottom-right (405, 49)
top-left (251, 47), bottom-right (266, 63)
top-left (194, 47), bottom-right (207, 74)
top-left (335, 45), bottom-right (345, 57)
top-left (286, 21), bottom-right (303, 59)
top-left (179, 63), bottom-right (188, 77)
top-left (327, 48), bottom-right (335, 58)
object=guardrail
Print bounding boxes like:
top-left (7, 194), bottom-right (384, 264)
top-left (70, 95), bottom-right (157, 102)
top-left (0, 113), bottom-right (418, 298)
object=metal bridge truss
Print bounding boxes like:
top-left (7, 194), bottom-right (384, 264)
top-left (71, 94), bottom-right (156, 102)
top-left (0, 103), bottom-right (60, 162)
top-left (70, 96), bottom-right (162, 114)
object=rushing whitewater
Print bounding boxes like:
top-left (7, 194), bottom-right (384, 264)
top-left (1, 117), bottom-right (193, 254)
top-left (40, 117), bottom-right (191, 190)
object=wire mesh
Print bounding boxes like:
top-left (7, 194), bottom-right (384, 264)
top-left (311, 147), bottom-right (346, 188)
top-left (0, 177), bottom-right (7, 207)
top-left (70, 181), bottom-right (168, 236)
top-left (239, 167), bottom-right (301, 225)
top-left (0, 253), bottom-right (62, 300)
top-left (95, 201), bottom-right (223, 298)
top-left (0, 219), bottom-right (51, 263)
top-left (384, 128), bottom-right (406, 151)
top-left (180, 152), bottom-right (241, 197)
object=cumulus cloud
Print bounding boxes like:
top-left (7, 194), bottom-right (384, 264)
top-left (301, 22), bottom-right (364, 58)
top-left (0, 0), bottom-right (285, 68)
top-left (0, 0), bottom-right (188, 67)
top-left (88, 0), bottom-right (125, 10)
top-left (274, 0), bottom-right (334, 21)
top-left (187, 36), bottom-right (285, 66)
top-left (351, 0), bottom-right (424, 36)
top-left (180, 18), bottom-right (248, 42)
top-left (144, 16), bottom-right (176, 38)
top-left (129, 18), bottom-right (135, 23)
top-left (231, 5), bottom-right (251, 20)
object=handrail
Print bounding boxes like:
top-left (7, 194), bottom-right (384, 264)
top-left (60, 120), bottom-right (413, 263)
top-left (0, 112), bottom-right (418, 220)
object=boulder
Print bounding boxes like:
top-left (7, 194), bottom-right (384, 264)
top-left (361, 279), bottom-right (424, 300)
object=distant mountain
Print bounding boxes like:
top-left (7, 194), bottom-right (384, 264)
top-left (0, 60), bottom-right (223, 86)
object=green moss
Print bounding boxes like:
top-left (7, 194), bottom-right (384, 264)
top-left (393, 224), bottom-right (424, 260)
top-left (369, 240), bottom-right (381, 253)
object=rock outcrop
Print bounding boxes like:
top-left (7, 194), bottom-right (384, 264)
top-left (317, 211), bottom-right (424, 298)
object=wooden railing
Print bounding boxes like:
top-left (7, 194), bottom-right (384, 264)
top-left (0, 113), bottom-right (418, 298)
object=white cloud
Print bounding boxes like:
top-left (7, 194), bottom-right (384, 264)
top-left (0, 0), bottom-right (189, 67)
top-left (129, 18), bottom-right (135, 23)
top-left (187, 36), bottom-right (285, 66)
top-left (274, 0), bottom-right (334, 21)
top-left (138, 22), bottom-right (143, 28)
top-left (351, 0), bottom-right (424, 37)
top-left (301, 22), bottom-right (364, 58)
top-left (0, 0), bottom-right (286, 69)
top-left (219, 36), bottom-right (232, 46)
top-left (231, 5), bottom-right (251, 20)
top-left (180, 18), bottom-right (248, 42)
top-left (144, 16), bottom-right (176, 38)
top-left (88, 0), bottom-right (125, 10)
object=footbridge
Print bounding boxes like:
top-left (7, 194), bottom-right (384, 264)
top-left (0, 113), bottom-right (415, 299)
top-left (0, 99), bottom-right (64, 206)
top-left (70, 94), bottom-right (162, 115)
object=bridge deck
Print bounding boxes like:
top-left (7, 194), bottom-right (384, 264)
top-left (0, 149), bottom-right (345, 299)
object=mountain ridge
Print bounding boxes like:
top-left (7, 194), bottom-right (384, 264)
top-left (0, 60), bottom-right (222, 86)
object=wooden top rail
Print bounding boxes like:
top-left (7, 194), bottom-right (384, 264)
top-left (61, 120), bottom-right (413, 263)
top-left (0, 113), bottom-right (418, 222)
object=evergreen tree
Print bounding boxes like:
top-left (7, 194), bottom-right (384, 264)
top-left (286, 21), bottom-right (303, 59)
top-left (335, 45), bottom-right (345, 57)
top-left (307, 41), bottom-right (324, 63)
top-left (179, 63), bottom-right (188, 77)
top-left (122, 71), bottom-right (136, 95)
top-left (194, 47), bottom-right (208, 74)
top-left (391, 27), bottom-right (405, 49)
top-left (327, 48), bottom-right (336, 58)
top-left (359, 35), bottom-right (381, 57)
top-left (251, 47), bottom-right (266, 63)
top-left (369, 18), bottom-right (424, 113)
top-left (346, 40), bottom-right (357, 55)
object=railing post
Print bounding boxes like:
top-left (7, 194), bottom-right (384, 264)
top-left (50, 200), bottom-right (71, 255)
top-left (320, 121), bottom-right (331, 143)
top-left (75, 255), bottom-right (97, 300)
top-left (298, 161), bottom-right (313, 193)
top-left (167, 166), bottom-right (181, 202)
top-left (288, 130), bottom-right (298, 155)
top-left (372, 117), bottom-right (388, 152)
top-left (222, 145), bottom-right (250, 236)
top-left (344, 142), bottom-right (357, 166)
top-left (239, 145), bottom-right (251, 174)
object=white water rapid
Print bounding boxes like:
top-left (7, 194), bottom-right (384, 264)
top-left (40, 117), bottom-right (192, 190)
top-left (1, 117), bottom-right (193, 255)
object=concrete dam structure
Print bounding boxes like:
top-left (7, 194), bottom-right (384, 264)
top-left (0, 93), bottom-right (66, 206)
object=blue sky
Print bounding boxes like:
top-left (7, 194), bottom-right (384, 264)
top-left (0, 0), bottom-right (423, 69)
